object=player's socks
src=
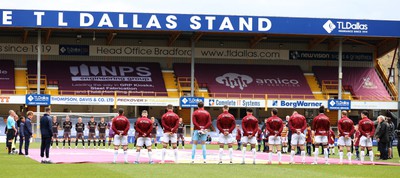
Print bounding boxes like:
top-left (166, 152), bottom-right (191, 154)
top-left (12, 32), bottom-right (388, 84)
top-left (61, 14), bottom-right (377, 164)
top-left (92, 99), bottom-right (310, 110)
top-left (148, 151), bottom-right (153, 162)
top-left (103, 140), bottom-right (106, 147)
top-left (242, 147), bottom-right (246, 163)
top-left (268, 152), bottom-right (273, 162)
top-left (88, 140), bottom-right (91, 147)
top-left (82, 140), bottom-right (85, 146)
top-left (347, 152), bottom-right (352, 162)
top-left (56, 140), bottom-right (58, 146)
top-left (301, 151), bottom-right (306, 163)
top-left (290, 150), bottom-right (295, 163)
top-left (323, 148), bottom-right (328, 161)
top-left (123, 150), bottom-right (128, 163)
top-left (228, 148), bottom-right (233, 162)
top-left (135, 151), bottom-right (141, 162)
top-left (277, 151), bottom-right (282, 163)
top-left (219, 148), bottom-right (223, 161)
top-left (68, 140), bottom-right (70, 146)
top-left (63, 140), bottom-right (66, 146)
top-left (174, 148), bottom-right (178, 163)
top-left (94, 141), bottom-right (96, 147)
top-left (202, 144), bottom-right (207, 160)
top-left (161, 148), bottom-right (166, 162)
top-left (182, 141), bottom-right (185, 147)
top-left (113, 150), bottom-right (118, 163)
top-left (314, 148), bottom-right (319, 162)
top-left (50, 141), bottom-right (53, 147)
top-left (369, 150), bottom-right (374, 162)
top-left (251, 148), bottom-right (256, 163)
top-left (339, 151), bottom-right (344, 162)
top-left (332, 147), bottom-right (335, 155)
top-left (360, 150), bottom-right (365, 162)
top-left (191, 144), bottom-right (196, 160)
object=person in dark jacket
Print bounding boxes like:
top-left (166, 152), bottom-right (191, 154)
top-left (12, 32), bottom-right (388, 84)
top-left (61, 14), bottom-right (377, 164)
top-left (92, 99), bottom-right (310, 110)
top-left (23, 111), bottom-right (34, 156)
top-left (18, 116), bottom-right (26, 155)
top-left (386, 117), bottom-right (395, 159)
top-left (375, 115), bottom-right (389, 160)
top-left (40, 107), bottom-right (53, 164)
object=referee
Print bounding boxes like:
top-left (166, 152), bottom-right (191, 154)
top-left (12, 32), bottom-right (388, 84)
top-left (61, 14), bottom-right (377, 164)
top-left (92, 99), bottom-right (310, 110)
top-left (40, 107), bottom-right (53, 163)
top-left (6, 110), bottom-right (17, 154)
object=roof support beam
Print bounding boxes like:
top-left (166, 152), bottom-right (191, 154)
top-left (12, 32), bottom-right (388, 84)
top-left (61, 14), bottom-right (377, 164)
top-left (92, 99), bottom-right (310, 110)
top-left (44, 29), bottom-right (52, 44)
top-left (191, 32), bottom-right (203, 43)
top-left (106, 32), bottom-right (117, 45)
top-left (308, 36), bottom-right (328, 50)
top-left (347, 38), bottom-right (375, 47)
top-left (168, 32), bottom-right (181, 46)
top-left (22, 30), bottom-right (29, 43)
top-left (328, 37), bottom-right (348, 50)
top-left (249, 35), bottom-right (266, 48)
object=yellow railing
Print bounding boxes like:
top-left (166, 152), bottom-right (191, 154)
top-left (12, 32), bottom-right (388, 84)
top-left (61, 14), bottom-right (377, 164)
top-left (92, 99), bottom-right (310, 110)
top-left (376, 60), bottom-right (398, 98)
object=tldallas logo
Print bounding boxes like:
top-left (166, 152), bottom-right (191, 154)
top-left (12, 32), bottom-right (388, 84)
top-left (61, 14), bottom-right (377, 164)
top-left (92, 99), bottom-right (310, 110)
top-left (323, 20), bottom-right (368, 34)
top-left (209, 99), bottom-right (215, 106)
top-left (69, 64), bottom-right (152, 82)
top-left (216, 73), bottom-right (253, 90)
top-left (323, 20), bottom-right (336, 33)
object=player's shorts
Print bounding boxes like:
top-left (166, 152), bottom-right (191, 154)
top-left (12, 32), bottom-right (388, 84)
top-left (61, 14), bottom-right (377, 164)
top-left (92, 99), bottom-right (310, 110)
top-left (162, 133), bottom-right (178, 143)
top-left (99, 133), bottom-right (106, 140)
top-left (241, 136), bottom-right (257, 145)
top-left (329, 143), bottom-right (335, 147)
top-left (52, 133), bottom-right (58, 139)
top-left (6, 129), bottom-right (15, 141)
top-left (63, 132), bottom-right (71, 139)
top-left (359, 136), bottom-right (373, 147)
top-left (113, 135), bottom-right (128, 146)
top-left (109, 133), bottom-right (115, 138)
top-left (137, 137), bottom-right (152, 147)
top-left (218, 133), bottom-right (234, 144)
top-left (268, 136), bottom-right (282, 145)
top-left (281, 137), bottom-right (288, 144)
top-left (291, 133), bottom-right (306, 146)
top-left (152, 129), bottom-right (157, 135)
top-left (314, 136), bottom-right (328, 144)
top-left (192, 130), bottom-right (207, 141)
top-left (88, 132), bottom-right (96, 139)
top-left (178, 133), bottom-right (184, 140)
top-left (76, 132), bottom-right (84, 139)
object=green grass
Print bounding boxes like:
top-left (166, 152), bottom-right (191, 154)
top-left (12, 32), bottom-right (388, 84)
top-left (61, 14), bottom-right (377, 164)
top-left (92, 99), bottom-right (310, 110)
top-left (1, 143), bottom-right (400, 178)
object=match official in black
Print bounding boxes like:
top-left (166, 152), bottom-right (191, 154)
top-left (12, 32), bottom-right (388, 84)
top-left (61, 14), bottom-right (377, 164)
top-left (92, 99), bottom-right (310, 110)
top-left (40, 107), bottom-right (53, 163)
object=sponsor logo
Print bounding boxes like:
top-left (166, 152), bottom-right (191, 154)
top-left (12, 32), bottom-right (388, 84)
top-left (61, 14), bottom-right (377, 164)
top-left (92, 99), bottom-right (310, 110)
top-left (216, 73), bottom-right (253, 90)
top-left (69, 64), bottom-right (152, 82)
top-left (0, 96), bottom-right (10, 103)
top-left (256, 78), bottom-right (299, 87)
top-left (362, 76), bottom-right (377, 89)
top-left (329, 100), bottom-right (335, 106)
top-left (274, 100), bottom-right (323, 108)
top-left (324, 20), bottom-right (368, 34)
top-left (181, 98), bottom-right (188, 104)
top-left (0, 69), bottom-right (8, 75)
top-left (323, 20), bottom-right (336, 33)
top-left (27, 95), bottom-right (34, 102)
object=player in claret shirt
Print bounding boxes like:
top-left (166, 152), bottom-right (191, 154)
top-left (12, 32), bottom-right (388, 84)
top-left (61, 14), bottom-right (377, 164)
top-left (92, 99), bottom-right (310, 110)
top-left (288, 111), bottom-right (307, 164)
top-left (160, 104), bottom-right (180, 163)
top-left (87, 116), bottom-right (97, 149)
top-left (311, 106), bottom-right (330, 165)
top-left (216, 105), bottom-right (236, 164)
top-left (134, 110), bottom-right (154, 164)
top-left (62, 116), bottom-right (73, 149)
top-left (97, 117), bottom-right (108, 148)
top-left (51, 116), bottom-right (60, 149)
top-left (338, 111), bottom-right (354, 164)
top-left (241, 108), bottom-right (259, 165)
top-left (191, 102), bottom-right (211, 164)
top-left (75, 117), bottom-right (85, 149)
top-left (266, 108), bottom-right (283, 165)
top-left (112, 108), bottom-right (130, 164)
top-left (358, 110), bottom-right (375, 165)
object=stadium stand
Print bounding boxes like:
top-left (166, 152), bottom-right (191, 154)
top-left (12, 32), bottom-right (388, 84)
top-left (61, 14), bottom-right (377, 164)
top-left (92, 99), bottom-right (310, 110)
top-left (313, 66), bottom-right (392, 100)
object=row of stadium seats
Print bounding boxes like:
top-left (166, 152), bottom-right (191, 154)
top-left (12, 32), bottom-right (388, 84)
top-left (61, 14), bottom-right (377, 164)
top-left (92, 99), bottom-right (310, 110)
top-left (1, 60), bottom-right (394, 100)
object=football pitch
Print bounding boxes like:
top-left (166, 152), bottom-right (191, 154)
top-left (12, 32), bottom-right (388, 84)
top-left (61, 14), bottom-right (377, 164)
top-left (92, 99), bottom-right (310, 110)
top-left (1, 143), bottom-right (400, 178)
